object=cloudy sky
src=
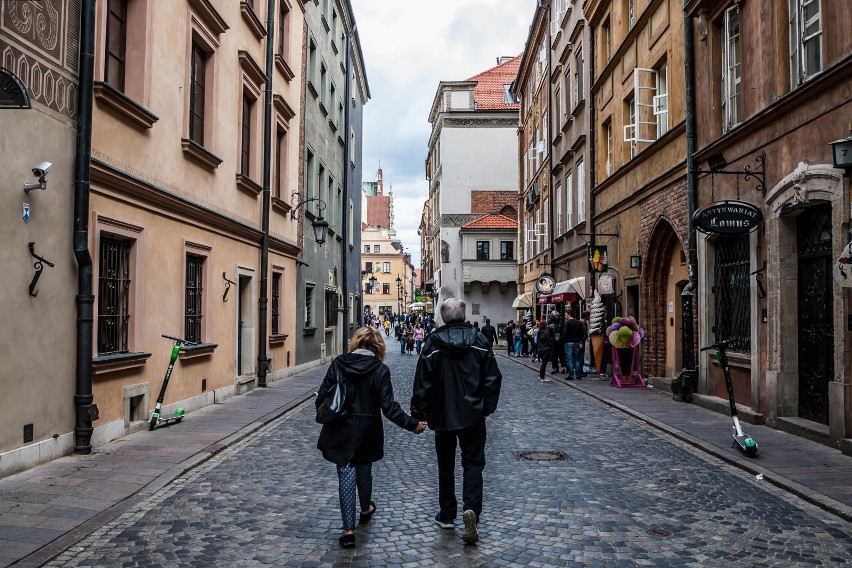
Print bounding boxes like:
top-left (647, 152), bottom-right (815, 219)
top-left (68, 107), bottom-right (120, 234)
top-left (353, 0), bottom-right (536, 266)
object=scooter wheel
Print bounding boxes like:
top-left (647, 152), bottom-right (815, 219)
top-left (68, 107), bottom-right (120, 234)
top-left (175, 417), bottom-right (183, 423)
top-left (148, 417), bottom-right (157, 431)
top-left (745, 447), bottom-right (758, 458)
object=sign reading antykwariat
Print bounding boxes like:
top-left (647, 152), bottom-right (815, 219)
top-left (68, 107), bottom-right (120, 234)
top-left (693, 201), bottom-right (762, 235)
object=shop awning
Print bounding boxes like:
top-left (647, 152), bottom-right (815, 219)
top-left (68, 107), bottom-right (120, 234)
top-left (511, 291), bottom-right (535, 309)
top-left (538, 295), bottom-right (551, 304)
top-left (551, 277), bottom-right (587, 303)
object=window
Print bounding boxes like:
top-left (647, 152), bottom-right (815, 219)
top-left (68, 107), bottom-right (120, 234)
top-left (576, 160), bottom-right (585, 224)
top-left (503, 84), bottom-right (518, 104)
top-left (383, 262), bottom-right (391, 273)
top-left (382, 283), bottom-right (391, 295)
top-left (602, 18), bottom-right (611, 61)
top-left (319, 63), bottom-right (328, 112)
top-left (275, 127), bottom-right (286, 198)
top-left (723, 7), bottom-right (742, 130)
top-left (500, 241), bottom-right (514, 261)
top-left (316, 163), bottom-right (324, 205)
top-left (308, 38), bottom-right (317, 92)
top-left (365, 261), bottom-right (373, 272)
top-left (278, 0), bottom-right (290, 59)
top-left (325, 289), bottom-right (337, 327)
top-left (241, 92), bottom-right (253, 175)
top-left (790, 0), bottom-right (822, 85)
top-left (626, 67), bottom-right (664, 143)
top-left (564, 67), bottom-right (571, 114)
top-left (305, 149), bottom-right (314, 200)
top-left (329, 82), bottom-right (337, 126)
top-left (105, 0), bottom-right (128, 91)
top-left (574, 51), bottom-right (584, 104)
top-left (364, 245), bottom-right (370, 253)
top-left (305, 284), bottom-right (314, 327)
top-left (98, 236), bottom-right (132, 355)
top-left (374, 245), bottom-right (380, 253)
top-left (476, 241), bottom-right (490, 260)
top-left (185, 254), bottom-right (204, 343)
top-left (271, 272), bottom-right (281, 335)
top-left (555, 181), bottom-right (563, 234)
top-left (624, 92), bottom-right (637, 159)
top-left (566, 172), bottom-right (574, 228)
top-left (628, 0), bottom-right (635, 28)
top-left (656, 63), bottom-right (668, 137)
top-left (189, 41), bottom-right (208, 144)
top-left (604, 121), bottom-right (612, 175)
top-left (714, 235), bottom-right (751, 352)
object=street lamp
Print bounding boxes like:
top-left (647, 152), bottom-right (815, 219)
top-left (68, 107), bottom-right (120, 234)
top-left (290, 191), bottom-right (329, 245)
top-left (361, 269), bottom-right (378, 292)
top-left (396, 275), bottom-right (402, 316)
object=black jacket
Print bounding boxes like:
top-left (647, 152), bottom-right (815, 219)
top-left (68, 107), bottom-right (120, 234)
top-left (537, 328), bottom-right (554, 355)
top-left (480, 323), bottom-right (497, 346)
top-left (316, 352), bottom-right (418, 466)
top-left (411, 322), bottom-right (502, 431)
top-left (562, 318), bottom-right (587, 343)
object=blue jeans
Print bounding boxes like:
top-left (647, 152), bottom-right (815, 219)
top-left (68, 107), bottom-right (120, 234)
top-left (564, 342), bottom-right (582, 379)
top-left (415, 339), bottom-right (423, 354)
top-left (513, 338), bottom-right (522, 356)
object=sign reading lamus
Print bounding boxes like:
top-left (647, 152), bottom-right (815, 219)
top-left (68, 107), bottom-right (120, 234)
top-left (693, 201), bottom-right (762, 235)
top-left (0, 68), bottom-right (31, 109)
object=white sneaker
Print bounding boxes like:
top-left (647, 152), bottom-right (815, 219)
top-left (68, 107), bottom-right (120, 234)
top-left (461, 510), bottom-right (479, 544)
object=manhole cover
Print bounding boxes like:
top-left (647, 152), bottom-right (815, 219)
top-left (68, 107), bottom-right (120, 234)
top-left (514, 450), bottom-right (569, 461)
top-left (646, 528), bottom-right (671, 537)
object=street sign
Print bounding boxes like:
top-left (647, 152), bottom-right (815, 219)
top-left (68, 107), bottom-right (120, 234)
top-left (588, 245), bottom-right (608, 272)
top-left (0, 68), bottom-right (31, 109)
top-left (693, 201), bottom-right (762, 235)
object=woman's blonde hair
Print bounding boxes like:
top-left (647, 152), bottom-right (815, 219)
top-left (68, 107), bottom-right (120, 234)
top-left (348, 326), bottom-right (386, 360)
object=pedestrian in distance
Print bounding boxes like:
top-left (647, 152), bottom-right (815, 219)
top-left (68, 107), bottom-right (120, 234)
top-left (383, 318), bottom-right (391, 337)
top-left (530, 323), bottom-right (539, 362)
top-left (406, 324), bottom-right (415, 355)
top-left (512, 323), bottom-right (523, 357)
top-left (536, 321), bottom-right (553, 381)
top-left (480, 318), bottom-right (498, 347)
top-left (562, 311), bottom-right (587, 380)
top-left (548, 311), bottom-right (567, 373)
top-left (411, 298), bottom-right (502, 545)
top-left (506, 321), bottom-right (515, 356)
top-left (414, 323), bottom-right (425, 354)
top-left (395, 324), bottom-right (405, 354)
top-left (316, 327), bottom-right (428, 549)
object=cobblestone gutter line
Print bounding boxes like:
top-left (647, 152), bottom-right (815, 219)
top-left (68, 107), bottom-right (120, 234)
top-left (500, 354), bottom-right (852, 524)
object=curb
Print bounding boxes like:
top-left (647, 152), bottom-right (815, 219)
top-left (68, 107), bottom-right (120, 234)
top-left (497, 353), bottom-right (852, 524)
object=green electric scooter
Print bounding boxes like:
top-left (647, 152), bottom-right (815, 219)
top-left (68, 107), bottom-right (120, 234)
top-left (148, 334), bottom-right (195, 430)
top-left (700, 339), bottom-right (758, 457)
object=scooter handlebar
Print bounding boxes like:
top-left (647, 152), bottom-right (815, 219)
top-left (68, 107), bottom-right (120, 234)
top-left (700, 338), bottom-right (736, 352)
top-left (161, 334), bottom-right (198, 346)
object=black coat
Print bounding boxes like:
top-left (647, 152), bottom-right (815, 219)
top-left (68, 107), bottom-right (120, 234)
top-left (480, 323), bottom-right (497, 346)
top-left (537, 329), bottom-right (553, 357)
top-left (411, 322), bottom-right (502, 431)
top-left (316, 352), bottom-right (418, 466)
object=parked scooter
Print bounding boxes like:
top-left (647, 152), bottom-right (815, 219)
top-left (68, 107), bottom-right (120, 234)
top-left (148, 334), bottom-right (195, 430)
top-left (700, 339), bottom-right (758, 457)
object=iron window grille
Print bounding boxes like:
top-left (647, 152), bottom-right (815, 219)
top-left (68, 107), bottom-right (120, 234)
top-left (713, 235), bottom-right (751, 352)
top-left (271, 273), bottom-right (281, 335)
top-left (185, 254), bottom-right (204, 343)
top-left (501, 241), bottom-right (514, 260)
top-left (305, 285), bottom-right (314, 326)
top-left (105, 0), bottom-right (128, 91)
top-left (98, 236), bottom-right (131, 355)
top-left (476, 241), bottom-right (490, 260)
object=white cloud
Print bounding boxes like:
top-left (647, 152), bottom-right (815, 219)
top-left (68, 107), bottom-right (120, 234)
top-left (353, 0), bottom-right (536, 266)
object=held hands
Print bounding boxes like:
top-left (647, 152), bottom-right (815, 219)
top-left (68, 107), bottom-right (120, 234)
top-left (413, 421), bottom-right (428, 434)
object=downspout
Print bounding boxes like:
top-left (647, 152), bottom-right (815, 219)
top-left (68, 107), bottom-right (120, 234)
top-left (73, 0), bottom-right (98, 454)
top-left (340, 23), bottom-right (355, 352)
top-left (547, 3), bottom-right (555, 283)
top-left (257, 0), bottom-right (277, 387)
top-left (683, 5), bottom-right (698, 373)
top-left (587, 24), bottom-right (597, 301)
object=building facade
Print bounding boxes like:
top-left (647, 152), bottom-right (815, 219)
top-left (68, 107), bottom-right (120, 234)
top-left (297, 0), bottom-right (367, 364)
top-left (362, 164), bottom-right (394, 232)
top-left (422, 56), bottom-right (521, 324)
top-left (361, 227), bottom-right (415, 319)
top-left (459, 214), bottom-right (519, 325)
top-left (686, 0), bottom-right (851, 451)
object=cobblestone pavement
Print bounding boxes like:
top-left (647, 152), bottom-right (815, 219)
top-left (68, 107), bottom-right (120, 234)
top-left (47, 341), bottom-right (852, 567)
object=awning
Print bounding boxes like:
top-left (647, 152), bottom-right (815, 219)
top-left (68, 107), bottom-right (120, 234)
top-left (511, 291), bottom-right (535, 309)
top-left (538, 295), bottom-right (551, 304)
top-left (551, 277), bottom-right (587, 302)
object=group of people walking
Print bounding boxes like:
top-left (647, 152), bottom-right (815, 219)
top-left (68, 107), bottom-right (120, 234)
top-left (502, 310), bottom-right (590, 381)
top-left (318, 299), bottom-right (502, 549)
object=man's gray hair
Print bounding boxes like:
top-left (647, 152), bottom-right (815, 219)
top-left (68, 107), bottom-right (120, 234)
top-left (439, 298), bottom-right (466, 324)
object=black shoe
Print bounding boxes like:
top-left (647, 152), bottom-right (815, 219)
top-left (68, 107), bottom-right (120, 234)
top-left (359, 501), bottom-right (376, 524)
top-left (434, 514), bottom-right (454, 529)
top-left (462, 510), bottom-right (479, 544)
top-left (339, 533), bottom-right (356, 548)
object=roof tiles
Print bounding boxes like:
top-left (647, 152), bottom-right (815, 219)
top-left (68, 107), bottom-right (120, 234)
top-left (461, 213), bottom-right (519, 230)
top-left (467, 55), bottom-right (522, 111)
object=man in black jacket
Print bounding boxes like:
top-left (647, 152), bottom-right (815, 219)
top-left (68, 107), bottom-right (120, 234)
top-left (562, 311), bottom-right (587, 380)
top-left (479, 318), bottom-right (498, 347)
top-left (411, 298), bottom-right (502, 545)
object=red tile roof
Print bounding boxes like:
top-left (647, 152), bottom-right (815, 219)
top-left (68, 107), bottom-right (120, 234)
top-left (461, 213), bottom-right (519, 230)
top-left (467, 55), bottom-right (522, 111)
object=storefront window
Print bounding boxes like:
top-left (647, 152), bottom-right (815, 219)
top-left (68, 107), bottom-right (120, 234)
top-left (714, 235), bottom-right (751, 352)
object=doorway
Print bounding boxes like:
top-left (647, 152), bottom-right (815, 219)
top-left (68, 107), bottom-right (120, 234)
top-left (796, 204), bottom-right (833, 424)
top-left (237, 274), bottom-right (255, 377)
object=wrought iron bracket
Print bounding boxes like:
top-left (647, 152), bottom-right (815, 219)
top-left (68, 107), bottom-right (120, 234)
top-left (750, 260), bottom-right (767, 299)
top-left (290, 191), bottom-right (327, 219)
top-left (223, 272), bottom-right (237, 302)
top-left (28, 241), bottom-right (55, 297)
top-left (694, 151), bottom-right (766, 196)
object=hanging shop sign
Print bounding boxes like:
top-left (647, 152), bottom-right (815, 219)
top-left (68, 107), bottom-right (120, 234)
top-left (0, 68), bottom-right (31, 109)
top-left (536, 273), bottom-right (555, 295)
top-left (834, 241), bottom-right (852, 288)
top-left (693, 201), bottom-right (763, 235)
top-left (588, 245), bottom-right (608, 272)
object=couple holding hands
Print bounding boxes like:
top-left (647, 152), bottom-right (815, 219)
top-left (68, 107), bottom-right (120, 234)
top-left (316, 298), bottom-right (503, 549)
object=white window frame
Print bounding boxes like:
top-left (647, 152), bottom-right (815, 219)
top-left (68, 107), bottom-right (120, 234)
top-left (626, 68), bottom-right (660, 144)
top-left (624, 92), bottom-right (637, 159)
top-left (605, 122), bottom-right (612, 176)
top-left (555, 181), bottom-right (563, 235)
top-left (655, 63), bottom-right (668, 137)
top-left (789, 0), bottom-right (822, 86)
top-left (722, 7), bottom-right (742, 131)
top-left (566, 172), bottom-right (574, 228)
top-left (628, 0), bottom-right (635, 29)
top-left (576, 159), bottom-right (585, 225)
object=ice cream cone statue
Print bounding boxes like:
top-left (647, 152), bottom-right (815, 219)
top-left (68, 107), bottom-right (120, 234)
top-left (589, 291), bottom-right (606, 373)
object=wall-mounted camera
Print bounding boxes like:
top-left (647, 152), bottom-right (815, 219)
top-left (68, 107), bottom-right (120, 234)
top-left (24, 161), bottom-right (52, 193)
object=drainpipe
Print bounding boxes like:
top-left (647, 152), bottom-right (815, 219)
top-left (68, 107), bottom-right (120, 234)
top-left (682, 4), bottom-right (699, 387)
top-left (257, 0), bottom-right (277, 387)
top-left (547, 2), bottom-right (556, 287)
top-left (73, 0), bottom-right (98, 454)
top-left (340, 23), bottom-right (355, 353)
top-left (587, 24), bottom-right (597, 302)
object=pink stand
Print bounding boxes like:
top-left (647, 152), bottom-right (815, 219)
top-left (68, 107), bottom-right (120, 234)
top-left (610, 346), bottom-right (647, 388)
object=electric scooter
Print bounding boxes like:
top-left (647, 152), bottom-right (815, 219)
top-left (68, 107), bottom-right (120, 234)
top-left (148, 334), bottom-right (195, 430)
top-left (700, 339), bottom-right (758, 457)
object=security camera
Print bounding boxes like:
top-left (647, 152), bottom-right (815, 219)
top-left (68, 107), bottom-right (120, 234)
top-left (32, 162), bottom-right (52, 179)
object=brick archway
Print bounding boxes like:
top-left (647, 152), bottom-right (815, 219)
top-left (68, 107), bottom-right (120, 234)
top-left (642, 217), bottom-right (684, 377)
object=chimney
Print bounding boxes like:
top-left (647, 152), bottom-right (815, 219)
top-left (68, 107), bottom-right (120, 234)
top-left (496, 55), bottom-right (515, 65)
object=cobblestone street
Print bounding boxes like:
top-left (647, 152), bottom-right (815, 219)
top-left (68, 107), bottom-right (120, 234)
top-left (46, 340), bottom-right (852, 567)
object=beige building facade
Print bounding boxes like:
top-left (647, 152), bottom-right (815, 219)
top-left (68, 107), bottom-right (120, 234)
top-left (361, 227), bottom-right (415, 318)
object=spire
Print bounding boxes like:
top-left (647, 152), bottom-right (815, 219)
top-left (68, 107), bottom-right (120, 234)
top-left (377, 162), bottom-right (383, 195)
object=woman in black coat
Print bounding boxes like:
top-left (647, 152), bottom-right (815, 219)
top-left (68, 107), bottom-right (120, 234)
top-left (536, 321), bottom-right (552, 381)
top-left (316, 327), bottom-right (427, 548)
